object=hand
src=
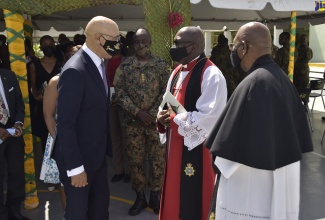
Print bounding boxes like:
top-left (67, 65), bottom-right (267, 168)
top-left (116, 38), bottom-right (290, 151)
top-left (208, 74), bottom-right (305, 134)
top-left (157, 109), bottom-right (170, 127)
top-left (136, 110), bottom-right (155, 126)
top-left (13, 123), bottom-right (23, 137)
top-left (166, 103), bottom-right (176, 115)
top-left (71, 171), bottom-right (88, 188)
top-left (110, 99), bottom-right (119, 107)
top-left (0, 128), bottom-right (10, 141)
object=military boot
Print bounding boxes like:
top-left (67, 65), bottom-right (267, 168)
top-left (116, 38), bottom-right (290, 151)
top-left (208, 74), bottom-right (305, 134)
top-left (128, 191), bottom-right (148, 216)
top-left (149, 190), bottom-right (160, 214)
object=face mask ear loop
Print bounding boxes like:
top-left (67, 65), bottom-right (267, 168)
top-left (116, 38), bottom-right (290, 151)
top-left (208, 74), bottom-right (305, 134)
top-left (241, 41), bottom-right (249, 60)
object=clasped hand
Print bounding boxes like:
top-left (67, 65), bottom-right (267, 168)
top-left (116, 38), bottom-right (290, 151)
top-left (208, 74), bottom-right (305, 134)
top-left (157, 103), bottom-right (175, 127)
top-left (136, 109), bottom-right (155, 126)
top-left (0, 123), bottom-right (23, 140)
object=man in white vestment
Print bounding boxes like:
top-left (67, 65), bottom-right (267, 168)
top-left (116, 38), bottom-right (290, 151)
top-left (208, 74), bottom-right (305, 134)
top-left (157, 26), bottom-right (227, 220)
top-left (205, 22), bottom-right (313, 220)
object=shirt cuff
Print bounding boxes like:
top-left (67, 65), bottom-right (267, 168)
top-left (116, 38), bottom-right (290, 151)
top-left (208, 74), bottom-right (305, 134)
top-left (15, 121), bottom-right (24, 126)
top-left (67, 165), bottom-right (84, 177)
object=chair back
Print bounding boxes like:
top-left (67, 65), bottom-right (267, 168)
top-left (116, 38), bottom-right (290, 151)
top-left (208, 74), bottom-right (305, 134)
top-left (310, 78), bottom-right (325, 90)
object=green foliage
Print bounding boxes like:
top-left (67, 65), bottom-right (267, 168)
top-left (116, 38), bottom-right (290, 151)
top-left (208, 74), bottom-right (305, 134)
top-left (144, 0), bottom-right (191, 67)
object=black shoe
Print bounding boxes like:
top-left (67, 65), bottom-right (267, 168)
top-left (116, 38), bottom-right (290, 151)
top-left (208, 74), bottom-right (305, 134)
top-left (111, 173), bottom-right (125, 182)
top-left (124, 174), bottom-right (131, 183)
top-left (9, 213), bottom-right (31, 220)
top-left (322, 117), bottom-right (325, 121)
top-left (128, 191), bottom-right (148, 216)
top-left (149, 190), bottom-right (160, 214)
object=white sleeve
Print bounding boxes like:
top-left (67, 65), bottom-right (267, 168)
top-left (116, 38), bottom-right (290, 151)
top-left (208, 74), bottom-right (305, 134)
top-left (174, 66), bottom-right (227, 150)
top-left (67, 165), bottom-right (85, 177)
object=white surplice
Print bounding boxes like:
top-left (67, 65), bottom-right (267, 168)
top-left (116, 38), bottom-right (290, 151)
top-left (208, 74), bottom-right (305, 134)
top-left (214, 157), bottom-right (300, 220)
top-left (163, 64), bottom-right (227, 151)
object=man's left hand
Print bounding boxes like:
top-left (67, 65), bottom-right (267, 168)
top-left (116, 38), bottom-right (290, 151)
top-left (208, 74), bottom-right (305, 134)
top-left (13, 123), bottom-right (23, 137)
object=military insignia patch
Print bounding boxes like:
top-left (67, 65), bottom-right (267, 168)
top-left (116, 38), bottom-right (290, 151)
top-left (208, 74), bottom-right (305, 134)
top-left (184, 163), bottom-right (195, 177)
top-left (114, 43), bottom-right (120, 49)
top-left (209, 212), bottom-right (215, 220)
top-left (141, 73), bottom-right (145, 82)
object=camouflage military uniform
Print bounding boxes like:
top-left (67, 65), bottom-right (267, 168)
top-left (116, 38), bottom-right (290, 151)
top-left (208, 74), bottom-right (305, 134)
top-left (271, 44), bottom-right (279, 60)
top-left (211, 46), bottom-right (238, 99)
top-left (114, 55), bottom-right (170, 192)
top-left (294, 45), bottom-right (313, 89)
top-left (275, 44), bottom-right (290, 75)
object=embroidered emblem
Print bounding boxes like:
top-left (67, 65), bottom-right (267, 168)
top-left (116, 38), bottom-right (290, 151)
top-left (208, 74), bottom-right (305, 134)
top-left (141, 73), bottom-right (145, 82)
top-left (209, 212), bottom-right (215, 220)
top-left (114, 43), bottom-right (120, 49)
top-left (105, 46), bottom-right (112, 51)
top-left (184, 163), bottom-right (195, 177)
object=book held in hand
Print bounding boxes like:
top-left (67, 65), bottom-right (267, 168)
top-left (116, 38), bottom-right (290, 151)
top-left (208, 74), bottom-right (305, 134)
top-left (159, 91), bottom-right (187, 113)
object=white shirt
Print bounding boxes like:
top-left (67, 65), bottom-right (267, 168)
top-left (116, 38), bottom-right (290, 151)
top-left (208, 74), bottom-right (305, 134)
top-left (0, 77), bottom-right (10, 116)
top-left (163, 63), bottom-right (227, 151)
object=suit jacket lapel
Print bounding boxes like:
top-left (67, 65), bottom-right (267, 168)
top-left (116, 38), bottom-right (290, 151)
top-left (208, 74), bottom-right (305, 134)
top-left (80, 49), bottom-right (108, 102)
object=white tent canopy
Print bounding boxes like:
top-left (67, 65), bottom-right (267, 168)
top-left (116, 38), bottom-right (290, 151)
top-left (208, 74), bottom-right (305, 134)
top-left (0, 0), bottom-right (323, 32)
top-left (191, 0), bottom-right (315, 11)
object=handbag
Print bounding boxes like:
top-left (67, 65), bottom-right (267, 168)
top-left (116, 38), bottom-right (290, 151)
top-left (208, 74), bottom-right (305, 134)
top-left (40, 133), bottom-right (60, 184)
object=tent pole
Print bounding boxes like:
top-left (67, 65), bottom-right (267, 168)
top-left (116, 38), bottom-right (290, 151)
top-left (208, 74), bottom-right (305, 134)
top-left (3, 9), bottom-right (39, 210)
top-left (288, 11), bottom-right (296, 82)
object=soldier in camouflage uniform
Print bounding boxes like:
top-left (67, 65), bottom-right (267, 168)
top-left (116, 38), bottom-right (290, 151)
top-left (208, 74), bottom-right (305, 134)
top-left (211, 36), bottom-right (238, 99)
top-left (114, 28), bottom-right (170, 216)
top-left (294, 34), bottom-right (313, 90)
top-left (271, 35), bottom-right (279, 60)
top-left (275, 32), bottom-right (290, 75)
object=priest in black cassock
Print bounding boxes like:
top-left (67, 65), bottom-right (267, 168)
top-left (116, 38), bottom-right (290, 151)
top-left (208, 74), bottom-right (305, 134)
top-left (205, 22), bottom-right (313, 220)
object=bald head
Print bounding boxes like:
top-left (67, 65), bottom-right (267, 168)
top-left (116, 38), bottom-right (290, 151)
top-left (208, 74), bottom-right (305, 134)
top-left (173, 26), bottom-right (205, 64)
top-left (85, 16), bottom-right (119, 37)
top-left (84, 16), bottom-right (120, 59)
top-left (232, 22), bottom-right (272, 72)
top-left (235, 22), bottom-right (272, 53)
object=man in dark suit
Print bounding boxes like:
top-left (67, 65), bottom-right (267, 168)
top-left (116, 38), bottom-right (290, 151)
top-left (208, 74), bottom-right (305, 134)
top-left (55, 16), bottom-right (120, 220)
top-left (0, 68), bottom-right (28, 220)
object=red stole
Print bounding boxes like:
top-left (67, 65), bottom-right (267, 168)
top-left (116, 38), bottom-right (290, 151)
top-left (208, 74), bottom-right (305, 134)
top-left (159, 59), bottom-right (215, 220)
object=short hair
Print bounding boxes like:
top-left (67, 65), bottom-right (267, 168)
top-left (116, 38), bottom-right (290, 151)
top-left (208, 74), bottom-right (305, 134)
top-left (134, 28), bottom-right (151, 39)
top-left (40, 35), bottom-right (54, 44)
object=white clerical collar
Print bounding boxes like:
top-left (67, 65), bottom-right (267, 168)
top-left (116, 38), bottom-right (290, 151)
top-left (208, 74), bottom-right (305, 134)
top-left (182, 55), bottom-right (200, 69)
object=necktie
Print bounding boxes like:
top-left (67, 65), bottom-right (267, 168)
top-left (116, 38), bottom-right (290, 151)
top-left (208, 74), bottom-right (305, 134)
top-left (101, 62), bottom-right (108, 96)
top-left (0, 94), bottom-right (8, 125)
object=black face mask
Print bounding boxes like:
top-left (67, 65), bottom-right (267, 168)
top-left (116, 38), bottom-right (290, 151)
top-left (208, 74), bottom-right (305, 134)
top-left (230, 47), bottom-right (247, 76)
top-left (102, 37), bottom-right (121, 56)
top-left (169, 44), bottom-right (193, 63)
top-left (42, 46), bottom-right (56, 57)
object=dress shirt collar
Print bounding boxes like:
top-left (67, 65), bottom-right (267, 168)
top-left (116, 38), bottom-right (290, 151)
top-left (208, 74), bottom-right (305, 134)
top-left (182, 55), bottom-right (200, 71)
top-left (82, 44), bottom-right (104, 70)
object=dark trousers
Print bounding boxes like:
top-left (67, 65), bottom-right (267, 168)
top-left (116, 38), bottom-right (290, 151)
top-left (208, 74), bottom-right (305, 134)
top-left (0, 137), bottom-right (25, 219)
top-left (59, 161), bottom-right (110, 220)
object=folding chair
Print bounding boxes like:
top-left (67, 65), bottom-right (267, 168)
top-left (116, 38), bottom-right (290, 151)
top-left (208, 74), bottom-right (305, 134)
top-left (309, 78), bottom-right (325, 112)
top-left (298, 88), bottom-right (313, 132)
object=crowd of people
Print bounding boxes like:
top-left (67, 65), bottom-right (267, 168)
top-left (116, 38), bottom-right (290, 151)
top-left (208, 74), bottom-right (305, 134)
top-left (0, 15), bottom-right (314, 220)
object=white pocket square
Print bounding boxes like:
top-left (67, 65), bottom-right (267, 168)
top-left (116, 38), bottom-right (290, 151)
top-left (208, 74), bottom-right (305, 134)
top-left (9, 87), bottom-right (14, 92)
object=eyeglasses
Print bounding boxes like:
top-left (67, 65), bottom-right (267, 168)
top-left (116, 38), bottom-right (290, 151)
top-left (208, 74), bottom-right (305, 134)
top-left (173, 40), bottom-right (194, 48)
top-left (101, 33), bottom-right (120, 42)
